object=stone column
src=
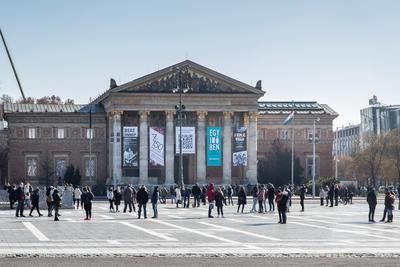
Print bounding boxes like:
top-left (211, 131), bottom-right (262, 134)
top-left (165, 111), bottom-right (175, 185)
top-left (110, 110), bottom-right (123, 187)
top-left (246, 112), bottom-right (258, 185)
top-left (223, 112), bottom-right (233, 185)
top-left (139, 111), bottom-right (149, 185)
top-left (196, 111), bottom-right (207, 185)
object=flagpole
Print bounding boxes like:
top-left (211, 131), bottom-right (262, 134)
top-left (291, 101), bottom-right (295, 186)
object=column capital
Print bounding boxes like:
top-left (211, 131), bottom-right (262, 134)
top-left (223, 111), bottom-right (233, 120)
top-left (197, 111), bottom-right (208, 120)
top-left (249, 111), bottom-right (258, 122)
top-left (243, 113), bottom-right (249, 125)
top-left (109, 110), bottom-right (123, 119)
top-left (139, 111), bottom-right (150, 121)
top-left (165, 110), bottom-right (176, 120)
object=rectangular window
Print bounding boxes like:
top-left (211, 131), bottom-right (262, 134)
top-left (28, 128), bottom-right (36, 139)
top-left (86, 128), bottom-right (94, 139)
top-left (307, 129), bottom-right (319, 144)
top-left (280, 129), bottom-right (290, 140)
top-left (57, 128), bottom-right (65, 139)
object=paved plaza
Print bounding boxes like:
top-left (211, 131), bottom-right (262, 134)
top-left (0, 199), bottom-right (399, 258)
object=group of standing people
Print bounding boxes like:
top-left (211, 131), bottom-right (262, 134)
top-left (106, 184), bottom-right (159, 219)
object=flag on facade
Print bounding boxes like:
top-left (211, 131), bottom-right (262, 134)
top-left (283, 111), bottom-right (294, 125)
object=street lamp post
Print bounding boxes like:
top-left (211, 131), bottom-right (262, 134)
top-left (312, 117), bottom-right (320, 198)
top-left (172, 69), bottom-right (190, 188)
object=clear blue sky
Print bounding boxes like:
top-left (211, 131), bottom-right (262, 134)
top-left (1, 0), bottom-right (399, 128)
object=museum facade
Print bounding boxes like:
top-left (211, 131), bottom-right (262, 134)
top-left (1, 60), bottom-right (338, 186)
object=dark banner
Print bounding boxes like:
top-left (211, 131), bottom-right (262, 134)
top-left (233, 127), bottom-right (247, 166)
top-left (123, 126), bottom-right (138, 167)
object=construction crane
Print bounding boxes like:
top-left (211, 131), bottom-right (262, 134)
top-left (0, 27), bottom-right (26, 100)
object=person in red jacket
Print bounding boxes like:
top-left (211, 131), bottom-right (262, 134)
top-left (207, 183), bottom-right (215, 218)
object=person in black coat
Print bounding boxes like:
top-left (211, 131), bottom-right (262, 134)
top-left (328, 184), bottom-right (334, 207)
top-left (7, 184), bottom-right (16, 209)
top-left (215, 187), bottom-right (225, 217)
top-left (299, 184), bottom-right (306, 212)
top-left (267, 183), bottom-right (275, 212)
top-left (82, 186), bottom-right (94, 220)
top-left (113, 187), bottom-right (122, 212)
top-left (52, 189), bottom-right (62, 221)
top-left (237, 186), bottom-right (247, 213)
top-left (29, 188), bottom-right (43, 217)
top-left (192, 184), bottom-right (201, 208)
top-left (15, 183), bottom-right (25, 217)
top-left (201, 186), bottom-right (207, 205)
top-left (136, 185), bottom-right (149, 219)
top-left (367, 187), bottom-right (377, 222)
top-left (334, 184), bottom-right (339, 206)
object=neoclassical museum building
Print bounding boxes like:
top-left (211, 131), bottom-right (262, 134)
top-left (0, 60), bottom-right (338, 186)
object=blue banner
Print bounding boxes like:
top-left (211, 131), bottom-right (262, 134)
top-left (207, 126), bottom-right (222, 166)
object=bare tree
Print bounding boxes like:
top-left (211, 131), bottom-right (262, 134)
top-left (386, 129), bottom-right (400, 184)
top-left (354, 133), bottom-right (387, 187)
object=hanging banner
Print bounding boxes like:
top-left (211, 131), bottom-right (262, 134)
top-left (123, 126), bottom-right (138, 167)
top-left (207, 126), bottom-right (222, 166)
top-left (233, 127), bottom-right (247, 166)
top-left (149, 127), bottom-right (164, 166)
top-left (175, 127), bottom-right (196, 154)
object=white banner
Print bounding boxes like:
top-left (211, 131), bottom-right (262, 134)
top-left (175, 127), bottom-right (196, 154)
top-left (149, 127), bottom-right (164, 166)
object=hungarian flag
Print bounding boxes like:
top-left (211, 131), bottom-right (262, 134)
top-left (283, 111), bottom-right (294, 125)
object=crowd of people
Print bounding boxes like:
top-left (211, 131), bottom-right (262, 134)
top-left (3, 182), bottom-right (400, 224)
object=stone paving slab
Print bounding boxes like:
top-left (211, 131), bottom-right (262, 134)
top-left (0, 200), bottom-right (399, 257)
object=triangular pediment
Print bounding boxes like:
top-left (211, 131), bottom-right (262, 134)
top-left (109, 60), bottom-right (264, 95)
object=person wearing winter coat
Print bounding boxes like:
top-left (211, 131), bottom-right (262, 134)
top-left (73, 186), bottom-right (82, 209)
top-left (123, 185), bottom-right (134, 213)
top-left (136, 185), bottom-right (149, 219)
top-left (385, 190), bottom-right (395, 223)
top-left (258, 185), bottom-right (266, 213)
top-left (334, 184), bottom-right (339, 206)
top-left (107, 187), bottom-right (115, 212)
top-left (267, 184), bottom-right (275, 212)
top-left (215, 187), bottom-right (226, 217)
top-left (278, 190), bottom-right (289, 224)
top-left (227, 185), bottom-right (233, 206)
top-left (328, 184), bottom-right (334, 207)
top-left (29, 188), bottom-right (42, 217)
top-left (207, 183), bottom-right (215, 218)
top-left (250, 185), bottom-right (258, 213)
top-left (319, 187), bottom-right (326, 206)
top-left (7, 184), bottom-right (16, 210)
top-left (183, 187), bottom-right (191, 208)
top-left (52, 189), bottom-right (62, 221)
top-left (151, 186), bottom-right (159, 218)
top-left (175, 186), bottom-right (182, 208)
top-left (81, 186), bottom-right (94, 220)
top-left (114, 187), bottom-right (122, 212)
top-left (201, 186), bottom-right (207, 205)
top-left (299, 184), bottom-right (306, 212)
top-left (237, 186), bottom-right (247, 213)
top-left (15, 183), bottom-right (25, 217)
top-left (367, 187), bottom-right (377, 222)
top-left (192, 184), bottom-right (201, 208)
